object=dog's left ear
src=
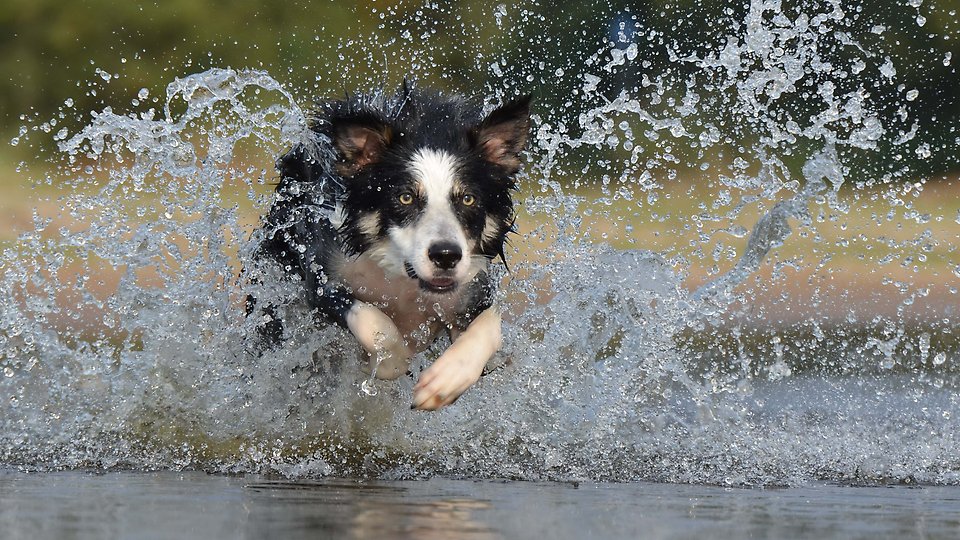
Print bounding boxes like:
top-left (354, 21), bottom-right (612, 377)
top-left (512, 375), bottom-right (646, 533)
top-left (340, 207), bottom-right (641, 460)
top-left (473, 95), bottom-right (532, 174)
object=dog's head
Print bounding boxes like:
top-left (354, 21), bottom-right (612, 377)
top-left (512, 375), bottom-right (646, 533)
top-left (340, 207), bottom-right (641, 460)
top-left (321, 87), bottom-right (531, 294)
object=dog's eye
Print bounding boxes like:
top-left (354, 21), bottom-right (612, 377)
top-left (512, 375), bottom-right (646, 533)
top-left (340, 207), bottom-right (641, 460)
top-left (461, 193), bottom-right (476, 206)
top-left (399, 192), bottom-right (414, 205)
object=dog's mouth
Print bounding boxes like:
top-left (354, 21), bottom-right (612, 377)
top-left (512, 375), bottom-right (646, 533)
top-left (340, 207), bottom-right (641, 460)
top-left (405, 262), bottom-right (458, 294)
top-left (420, 277), bottom-right (457, 293)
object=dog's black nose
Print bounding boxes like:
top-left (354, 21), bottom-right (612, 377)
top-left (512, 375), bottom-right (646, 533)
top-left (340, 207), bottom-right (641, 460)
top-left (428, 242), bottom-right (462, 269)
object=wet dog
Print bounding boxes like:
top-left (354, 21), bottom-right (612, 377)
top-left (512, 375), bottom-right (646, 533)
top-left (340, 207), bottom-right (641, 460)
top-left (248, 84), bottom-right (531, 410)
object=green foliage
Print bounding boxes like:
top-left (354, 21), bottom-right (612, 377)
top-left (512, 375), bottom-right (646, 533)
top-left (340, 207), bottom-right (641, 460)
top-left (1, 1), bottom-right (364, 126)
top-left (1, 0), bottom-right (958, 175)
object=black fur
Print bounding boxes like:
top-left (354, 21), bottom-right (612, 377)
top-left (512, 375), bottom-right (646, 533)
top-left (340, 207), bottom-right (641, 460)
top-left (247, 85), bottom-right (530, 347)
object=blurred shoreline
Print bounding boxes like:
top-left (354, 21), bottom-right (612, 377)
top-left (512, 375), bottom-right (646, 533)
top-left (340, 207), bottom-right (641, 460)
top-left (2, 157), bottom-right (956, 331)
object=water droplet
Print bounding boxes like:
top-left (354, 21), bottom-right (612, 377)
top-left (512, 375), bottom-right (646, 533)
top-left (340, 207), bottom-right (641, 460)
top-left (879, 57), bottom-right (896, 78)
top-left (360, 379), bottom-right (378, 396)
top-left (919, 333), bottom-right (930, 362)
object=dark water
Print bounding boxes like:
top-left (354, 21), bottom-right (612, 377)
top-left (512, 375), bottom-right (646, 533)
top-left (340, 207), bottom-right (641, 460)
top-left (2, 470), bottom-right (958, 540)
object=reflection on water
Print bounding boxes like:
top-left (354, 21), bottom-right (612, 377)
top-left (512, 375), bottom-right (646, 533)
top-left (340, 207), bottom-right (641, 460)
top-left (246, 479), bottom-right (496, 540)
top-left (1, 471), bottom-right (959, 540)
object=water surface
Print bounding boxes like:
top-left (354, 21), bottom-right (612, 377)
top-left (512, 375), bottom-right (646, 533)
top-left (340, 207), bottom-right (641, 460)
top-left (2, 471), bottom-right (958, 540)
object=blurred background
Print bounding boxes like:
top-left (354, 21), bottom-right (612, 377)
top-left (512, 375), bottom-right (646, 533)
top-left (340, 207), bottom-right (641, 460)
top-left (2, 0), bottom-right (958, 172)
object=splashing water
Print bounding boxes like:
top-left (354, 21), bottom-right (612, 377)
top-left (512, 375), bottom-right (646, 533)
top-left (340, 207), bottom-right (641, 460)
top-left (2, 1), bottom-right (959, 485)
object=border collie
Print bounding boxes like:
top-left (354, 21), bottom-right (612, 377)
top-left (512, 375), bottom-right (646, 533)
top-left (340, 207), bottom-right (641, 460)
top-left (248, 84), bottom-right (531, 410)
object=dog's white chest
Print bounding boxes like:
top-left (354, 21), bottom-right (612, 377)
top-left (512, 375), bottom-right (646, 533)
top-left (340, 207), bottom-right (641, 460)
top-left (338, 253), bottom-right (462, 349)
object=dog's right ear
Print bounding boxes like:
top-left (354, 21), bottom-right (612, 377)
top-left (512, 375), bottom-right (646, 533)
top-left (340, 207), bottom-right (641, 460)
top-left (331, 117), bottom-right (394, 177)
top-left (473, 95), bottom-right (532, 174)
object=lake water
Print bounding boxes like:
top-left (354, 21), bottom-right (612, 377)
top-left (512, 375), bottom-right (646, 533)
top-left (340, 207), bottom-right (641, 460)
top-left (2, 471), bottom-right (958, 540)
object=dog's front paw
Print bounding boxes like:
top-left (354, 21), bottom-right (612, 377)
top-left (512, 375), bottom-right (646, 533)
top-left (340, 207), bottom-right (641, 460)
top-left (346, 302), bottom-right (411, 380)
top-left (411, 306), bottom-right (501, 410)
top-left (411, 347), bottom-right (486, 411)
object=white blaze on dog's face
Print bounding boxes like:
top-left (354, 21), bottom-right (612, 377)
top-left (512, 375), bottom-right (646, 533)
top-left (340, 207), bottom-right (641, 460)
top-left (387, 148), bottom-right (483, 293)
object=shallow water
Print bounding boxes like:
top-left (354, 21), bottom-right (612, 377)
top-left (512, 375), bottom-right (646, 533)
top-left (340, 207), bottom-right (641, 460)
top-left (1, 470), bottom-right (958, 540)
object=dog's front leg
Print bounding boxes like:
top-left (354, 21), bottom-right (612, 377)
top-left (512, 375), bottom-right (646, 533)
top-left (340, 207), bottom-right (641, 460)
top-left (411, 306), bottom-right (502, 410)
top-left (346, 302), bottom-right (412, 380)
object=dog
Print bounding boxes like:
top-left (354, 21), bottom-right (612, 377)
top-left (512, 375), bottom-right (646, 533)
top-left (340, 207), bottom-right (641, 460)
top-left (248, 83), bottom-right (531, 410)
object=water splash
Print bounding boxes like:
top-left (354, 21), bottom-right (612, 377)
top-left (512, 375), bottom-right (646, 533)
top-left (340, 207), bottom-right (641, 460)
top-left (1, 0), bottom-right (958, 486)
